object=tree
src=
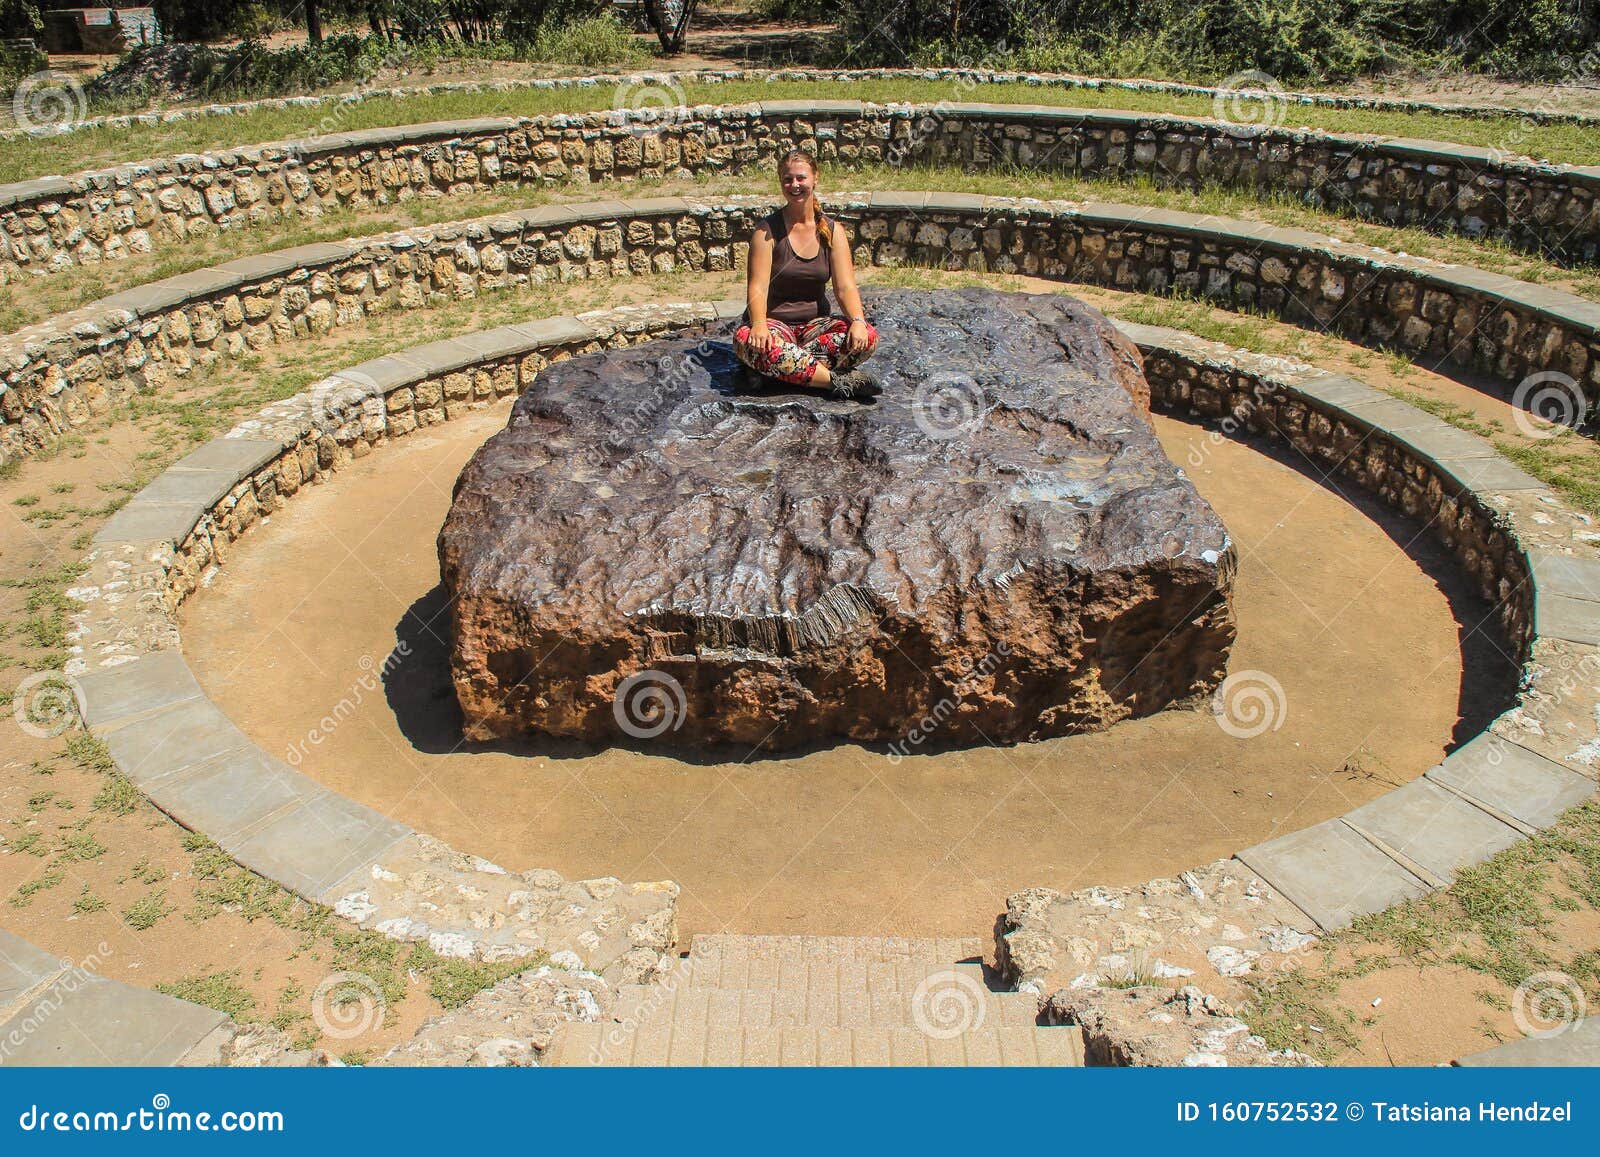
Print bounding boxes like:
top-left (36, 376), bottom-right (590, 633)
top-left (307, 0), bottom-right (323, 45)
top-left (643, 0), bottom-right (697, 53)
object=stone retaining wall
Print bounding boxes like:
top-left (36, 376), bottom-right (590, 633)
top-left (5, 193), bottom-right (1597, 466)
top-left (13, 66), bottom-right (1594, 149)
top-left (66, 297), bottom-right (1600, 1060)
top-left (2, 100), bottom-right (1596, 288)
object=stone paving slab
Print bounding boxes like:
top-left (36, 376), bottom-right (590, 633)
top-left (507, 316), bottom-right (596, 347)
top-left (1427, 732), bottom-right (1597, 831)
top-left (1338, 396), bottom-right (1453, 433)
top-left (1341, 778), bottom-right (1523, 883)
top-left (0, 932), bottom-right (64, 1012)
top-left (74, 649), bottom-right (204, 731)
top-left (100, 695), bottom-right (254, 787)
top-left (231, 791), bottom-right (411, 903)
top-left (1529, 552), bottom-right (1600, 603)
top-left (92, 499), bottom-right (206, 547)
top-left (1536, 592), bottom-right (1600, 646)
top-left (129, 467), bottom-right (243, 512)
top-left (1235, 821), bottom-right (1429, 931)
top-left (215, 243), bottom-right (350, 282)
top-left (172, 438), bottom-right (283, 478)
top-left (0, 976), bottom-right (226, 1067)
top-left (612, 983), bottom-right (1039, 1031)
top-left (336, 354), bottom-right (430, 392)
top-left (1454, 1018), bottom-right (1599, 1066)
top-left (1436, 458), bottom-right (1546, 493)
top-left (1387, 422), bottom-right (1498, 463)
top-left (147, 745), bottom-right (327, 845)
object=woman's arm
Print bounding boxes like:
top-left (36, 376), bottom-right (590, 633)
top-left (828, 222), bottom-right (871, 353)
top-left (745, 222), bottom-right (775, 354)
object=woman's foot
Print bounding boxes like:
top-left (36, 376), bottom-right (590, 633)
top-left (827, 368), bottom-right (882, 400)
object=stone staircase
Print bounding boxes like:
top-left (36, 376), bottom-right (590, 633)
top-left (545, 934), bottom-right (1083, 1066)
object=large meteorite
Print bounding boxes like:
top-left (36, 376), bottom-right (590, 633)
top-left (439, 288), bottom-right (1235, 750)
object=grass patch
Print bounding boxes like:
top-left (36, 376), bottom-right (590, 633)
top-left (9, 868), bottom-right (65, 907)
top-left (72, 886), bottom-right (106, 914)
top-left (122, 889), bottom-right (174, 930)
top-left (155, 971), bottom-right (257, 1020)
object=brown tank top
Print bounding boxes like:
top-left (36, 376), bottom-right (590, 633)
top-left (765, 210), bottom-right (832, 327)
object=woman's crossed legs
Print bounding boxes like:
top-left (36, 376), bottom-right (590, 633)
top-left (733, 316), bottom-right (879, 387)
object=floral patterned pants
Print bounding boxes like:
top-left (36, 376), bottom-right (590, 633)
top-left (733, 316), bottom-right (879, 386)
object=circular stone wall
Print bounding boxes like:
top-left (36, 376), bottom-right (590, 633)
top-left (178, 386), bottom-right (1500, 936)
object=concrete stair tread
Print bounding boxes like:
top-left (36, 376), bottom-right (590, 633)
top-left (612, 982), bottom-right (1041, 1030)
top-left (547, 1021), bottom-right (1083, 1067)
top-left (673, 954), bottom-right (991, 991)
top-left (687, 934), bottom-right (986, 964)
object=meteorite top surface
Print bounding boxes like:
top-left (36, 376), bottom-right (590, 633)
top-left (439, 287), bottom-right (1235, 747)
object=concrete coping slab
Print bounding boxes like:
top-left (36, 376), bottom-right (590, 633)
top-left (0, 976), bottom-right (226, 1067)
top-left (0, 931), bottom-right (67, 1010)
top-left (1528, 552), bottom-right (1600, 604)
top-left (1341, 777), bottom-right (1523, 884)
top-left (170, 438), bottom-right (283, 478)
top-left (228, 792), bottom-right (412, 904)
top-left (99, 695), bottom-right (255, 788)
top-left (1454, 1017), bottom-right (1600, 1066)
top-left (91, 499), bottom-right (206, 548)
top-left (1535, 591), bottom-right (1600, 647)
top-left (74, 649), bottom-right (204, 731)
top-left (1427, 732), bottom-right (1598, 831)
top-left (1235, 819), bottom-right (1429, 931)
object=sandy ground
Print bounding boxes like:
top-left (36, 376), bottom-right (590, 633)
top-left (180, 385), bottom-right (1505, 942)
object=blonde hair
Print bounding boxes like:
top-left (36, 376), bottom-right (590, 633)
top-left (778, 149), bottom-right (830, 244)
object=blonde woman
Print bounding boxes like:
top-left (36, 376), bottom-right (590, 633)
top-left (734, 150), bottom-right (880, 398)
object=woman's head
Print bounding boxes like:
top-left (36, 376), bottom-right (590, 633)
top-left (777, 150), bottom-right (829, 240)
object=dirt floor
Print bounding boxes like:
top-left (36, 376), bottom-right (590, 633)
top-left (178, 386), bottom-right (1505, 941)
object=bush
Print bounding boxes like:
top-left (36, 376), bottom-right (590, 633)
top-left (526, 13), bottom-right (649, 66)
top-left (838, 0), bottom-right (1600, 81)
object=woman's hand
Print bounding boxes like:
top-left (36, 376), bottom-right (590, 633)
top-left (846, 319), bottom-right (870, 354)
top-left (749, 320), bottom-right (773, 356)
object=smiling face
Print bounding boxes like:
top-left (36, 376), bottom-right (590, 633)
top-left (779, 157), bottom-right (818, 206)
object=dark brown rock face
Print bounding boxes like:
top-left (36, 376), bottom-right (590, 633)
top-left (439, 288), bottom-right (1235, 751)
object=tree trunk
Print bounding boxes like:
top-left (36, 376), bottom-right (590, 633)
top-left (306, 0), bottom-right (323, 45)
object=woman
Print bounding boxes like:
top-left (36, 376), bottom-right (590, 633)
top-left (734, 150), bottom-right (880, 398)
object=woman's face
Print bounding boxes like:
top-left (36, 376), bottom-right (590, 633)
top-left (780, 161), bottom-right (817, 205)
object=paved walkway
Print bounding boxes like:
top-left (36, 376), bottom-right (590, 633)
top-left (545, 935), bottom-right (1083, 1066)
